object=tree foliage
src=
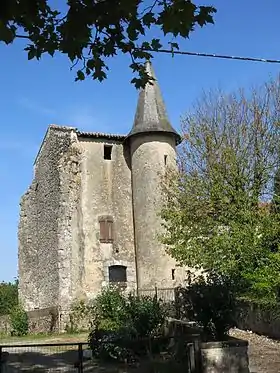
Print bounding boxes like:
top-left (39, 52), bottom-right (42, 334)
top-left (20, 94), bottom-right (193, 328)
top-left (161, 78), bottom-right (280, 300)
top-left (177, 271), bottom-right (237, 341)
top-left (0, 0), bottom-right (216, 88)
top-left (0, 280), bottom-right (18, 316)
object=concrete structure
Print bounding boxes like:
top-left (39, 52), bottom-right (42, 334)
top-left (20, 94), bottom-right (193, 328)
top-left (18, 62), bottom-right (186, 315)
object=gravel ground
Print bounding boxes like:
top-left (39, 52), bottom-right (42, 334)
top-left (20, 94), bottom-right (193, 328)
top-left (230, 328), bottom-right (280, 373)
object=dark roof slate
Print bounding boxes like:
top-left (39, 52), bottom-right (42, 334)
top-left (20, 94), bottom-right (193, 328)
top-left (77, 131), bottom-right (126, 141)
top-left (125, 61), bottom-right (181, 144)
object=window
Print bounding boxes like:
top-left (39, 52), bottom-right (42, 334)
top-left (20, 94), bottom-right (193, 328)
top-left (171, 269), bottom-right (175, 280)
top-left (164, 154), bottom-right (167, 166)
top-left (109, 265), bottom-right (127, 283)
top-left (99, 216), bottom-right (114, 243)
top-left (104, 145), bottom-right (112, 160)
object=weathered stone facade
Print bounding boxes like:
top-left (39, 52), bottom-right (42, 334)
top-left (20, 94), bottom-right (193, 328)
top-left (18, 62), bottom-right (187, 319)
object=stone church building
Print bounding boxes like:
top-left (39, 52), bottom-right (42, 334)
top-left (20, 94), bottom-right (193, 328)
top-left (18, 62), bottom-right (186, 314)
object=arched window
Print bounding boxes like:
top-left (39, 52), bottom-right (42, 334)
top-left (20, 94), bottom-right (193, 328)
top-left (109, 265), bottom-right (127, 283)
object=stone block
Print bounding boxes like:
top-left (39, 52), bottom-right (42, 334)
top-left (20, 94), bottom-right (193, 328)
top-left (200, 337), bottom-right (249, 373)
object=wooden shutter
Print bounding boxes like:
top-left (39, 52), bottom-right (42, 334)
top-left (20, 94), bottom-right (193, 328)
top-left (99, 216), bottom-right (113, 243)
top-left (99, 220), bottom-right (107, 242)
top-left (107, 220), bottom-right (113, 241)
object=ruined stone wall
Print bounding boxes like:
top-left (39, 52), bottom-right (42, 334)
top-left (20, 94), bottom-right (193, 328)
top-left (18, 182), bottom-right (40, 310)
top-left (0, 307), bottom-right (60, 335)
top-left (56, 133), bottom-right (83, 313)
top-left (18, 126), bottom-right (78, 311)
top-left (130, 133), bottom-right (186, 289)
top-left (0, 315), bottom-right (11, 335)
top-left (77, 137), bottom-right (136, 298)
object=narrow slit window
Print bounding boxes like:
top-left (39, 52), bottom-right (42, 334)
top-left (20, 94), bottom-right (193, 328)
top-left (171, 269), bottom-right (175, 280)
top-left (164, 154), bottom-right (167, 166)
top-left (104, 145), bottom-right (112, 160)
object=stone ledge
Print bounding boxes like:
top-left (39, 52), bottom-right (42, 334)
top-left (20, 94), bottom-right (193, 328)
top-left (201, 337), bottom-right (249, 349)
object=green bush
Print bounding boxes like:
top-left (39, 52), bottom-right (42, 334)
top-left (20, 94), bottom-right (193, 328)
top-left (0, 280), bottom-right (18, 316)
top-left (177, 271), bottom-right (237, 341)
top-left (125, 293), bottom-right (165, 338)
top-left (10, 304), bottom-right (28, 336)
top-left (241, 259), bottom-right (280, 303)
top-left (88, 287), bottom-right (166, 362)
top-left (66, 299), bottom-right (95, 333)
top-left (93, 286), bottom-right (128, 325)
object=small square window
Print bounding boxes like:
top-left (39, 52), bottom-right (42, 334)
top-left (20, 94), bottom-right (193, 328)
top-left (109, 265), bottom-right (127, 283)
top-left (104, 145), bottom-right (112, 160)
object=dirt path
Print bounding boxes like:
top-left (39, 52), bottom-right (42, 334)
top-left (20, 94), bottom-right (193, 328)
top-left (230, 328), bottom-right (280, 373)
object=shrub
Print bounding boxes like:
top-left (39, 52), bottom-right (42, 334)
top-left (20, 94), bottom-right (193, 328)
top-left (66, 299), bottom-right (94, 333)
top-left (88, 287), bottom-right (166, 362)
top-left (10, 304), bottom-right (28, 336)
top-left (177, 271), bottom-right (237, 341)
top-left (0, 280), bottom-right (18, 316)
top-left (93, 286), bottom-right (128, 325)
top-left (125, 293), bottom-right (166, 338)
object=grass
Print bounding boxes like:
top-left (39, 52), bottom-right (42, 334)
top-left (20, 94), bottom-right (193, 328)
top-left (0, 331), bottom-right (88, 345)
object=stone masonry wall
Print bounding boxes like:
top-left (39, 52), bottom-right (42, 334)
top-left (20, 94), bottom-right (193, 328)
top-left (56, 132), bottom-right (83, 314)
top-left (0, 315), bottom-right (11, 335)
top-left (0, 307), bottom-right (60, 335)
top-left (18, 126), bottom-right (77, 311)
top-left (77, 137), bottom-right (137, 298)
top-left (235, 299), bottom-right (280, 340)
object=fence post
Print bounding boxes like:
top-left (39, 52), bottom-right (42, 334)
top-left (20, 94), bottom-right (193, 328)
top-left (174, 287), bottom-right (181, 319)
top-left (77, 343), bottom-right (83, 373)
top-left (0, 346), bottom-right (2, 373)
top-left (193, 335), bottom-right (201, 373)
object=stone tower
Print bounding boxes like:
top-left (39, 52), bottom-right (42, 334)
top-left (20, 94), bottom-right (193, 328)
top-left (18, 61), bottom-right (185, 319)
top-left (125, 61), bottom-right (182, 289)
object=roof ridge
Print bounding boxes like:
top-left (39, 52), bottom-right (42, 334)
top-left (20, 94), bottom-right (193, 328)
top-left (77, 130), bottom-right (126, 140)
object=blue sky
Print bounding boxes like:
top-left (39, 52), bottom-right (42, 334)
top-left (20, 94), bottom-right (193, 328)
top-left (0, 0), bottom-right (280, 282)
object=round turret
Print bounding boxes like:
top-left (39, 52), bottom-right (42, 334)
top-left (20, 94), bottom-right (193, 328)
top-left (126, 62), bottom-right (182, 290)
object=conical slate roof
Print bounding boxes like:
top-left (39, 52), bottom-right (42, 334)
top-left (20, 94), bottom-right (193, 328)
top-left (125, 61), bottom-right (181, 144)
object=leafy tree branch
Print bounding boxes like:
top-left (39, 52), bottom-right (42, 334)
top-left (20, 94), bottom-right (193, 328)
top-left (0, 0), bottom-right (216, 88)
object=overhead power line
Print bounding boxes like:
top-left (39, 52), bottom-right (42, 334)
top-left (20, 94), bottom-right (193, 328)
top-left (153, 48), bottom-right (280, 65)
top-left (14, 33), bottom-right (280, 64)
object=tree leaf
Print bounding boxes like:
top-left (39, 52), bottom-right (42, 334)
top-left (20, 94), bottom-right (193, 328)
top-left (0, 22), bottom-right (15, 44)
top-left (75, 70), bottom-right (85, 81)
